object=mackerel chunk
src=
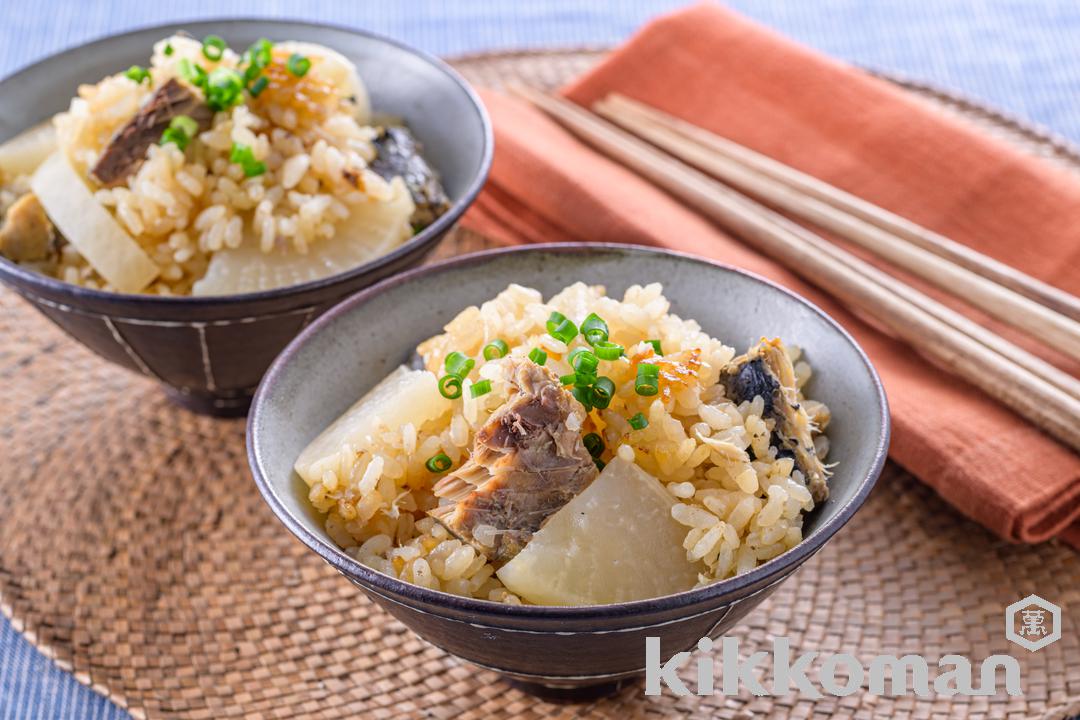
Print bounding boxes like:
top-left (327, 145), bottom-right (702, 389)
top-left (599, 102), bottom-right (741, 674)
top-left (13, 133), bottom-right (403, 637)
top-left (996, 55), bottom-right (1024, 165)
top-left (429, 358), bottom-right (598, 565)
top-left (369, 126), bottom-right (450, 231)
top-left (723, 338), bottom-right (830, 502)
top-left (90, 79), bottom-right (213, 187)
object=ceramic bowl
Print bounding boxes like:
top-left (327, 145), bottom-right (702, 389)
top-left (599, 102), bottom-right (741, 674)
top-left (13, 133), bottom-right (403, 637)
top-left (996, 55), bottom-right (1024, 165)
top-left (0, 19), bottom-right (491, 415)
top-left (247, 244), bottom-right (890, 695)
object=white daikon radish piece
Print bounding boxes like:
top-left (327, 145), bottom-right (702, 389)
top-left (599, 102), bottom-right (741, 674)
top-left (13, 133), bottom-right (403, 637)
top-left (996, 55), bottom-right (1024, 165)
top-left (30, 152), bottom-right (158, 292)
top-left (0, 122), bottom-right (57, 181)
top-left (275, 41), bottom-right (370, 123)
top-left (295, 366), bottom-right (451, 486)
top-left (497, 457), bottom-right (700, 605)
top-left (192, 177), bottom-right (413, 296)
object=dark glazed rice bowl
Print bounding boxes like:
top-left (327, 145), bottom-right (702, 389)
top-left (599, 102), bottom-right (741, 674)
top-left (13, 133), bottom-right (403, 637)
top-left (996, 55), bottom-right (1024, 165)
top-left (247, 244), bottom-right (890, 693)
top-left (0, 19), bottom-right (491, 414)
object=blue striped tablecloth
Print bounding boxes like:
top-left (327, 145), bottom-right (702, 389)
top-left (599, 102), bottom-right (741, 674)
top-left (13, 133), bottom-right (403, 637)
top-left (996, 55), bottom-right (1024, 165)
top-left (3, 2), bottom-right (1080, 717)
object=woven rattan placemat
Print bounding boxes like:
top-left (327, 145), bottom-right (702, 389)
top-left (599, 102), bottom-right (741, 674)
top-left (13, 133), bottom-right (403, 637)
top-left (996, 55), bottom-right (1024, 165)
top-left (1, 50), bottom-right (1078, 720)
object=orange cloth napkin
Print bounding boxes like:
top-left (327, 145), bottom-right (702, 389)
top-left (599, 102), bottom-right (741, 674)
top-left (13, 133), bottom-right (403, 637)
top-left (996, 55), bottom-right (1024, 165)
top-left (461, 2), bottom-right (1080, 547)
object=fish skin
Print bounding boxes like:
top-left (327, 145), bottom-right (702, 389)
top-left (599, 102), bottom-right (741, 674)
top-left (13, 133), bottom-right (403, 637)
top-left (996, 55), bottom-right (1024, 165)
top-left (723, 338), bottom-right (830, 502)
top-left (90, 79), bottom-right (213, 187)
top-left (430, 358), bottom-right (597, 565)
top-left (369, 126), bottom-right (450, 230)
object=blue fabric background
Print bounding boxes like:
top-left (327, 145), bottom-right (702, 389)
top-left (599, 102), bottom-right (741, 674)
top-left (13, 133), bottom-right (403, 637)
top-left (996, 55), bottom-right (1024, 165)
top-left (2, 1), bottom-right (1079, 717)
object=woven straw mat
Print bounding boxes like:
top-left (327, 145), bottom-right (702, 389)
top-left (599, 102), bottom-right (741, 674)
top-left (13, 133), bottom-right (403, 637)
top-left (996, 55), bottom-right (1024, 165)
top-left (1, 49), bottom-right (1077, 720)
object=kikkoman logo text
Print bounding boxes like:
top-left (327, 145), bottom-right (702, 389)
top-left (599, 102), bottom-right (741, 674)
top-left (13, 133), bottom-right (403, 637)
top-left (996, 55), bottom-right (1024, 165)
top-left (645, 594), bottom-right (1061, 698)
top-left (645, 637), bottom-right (1021, 698)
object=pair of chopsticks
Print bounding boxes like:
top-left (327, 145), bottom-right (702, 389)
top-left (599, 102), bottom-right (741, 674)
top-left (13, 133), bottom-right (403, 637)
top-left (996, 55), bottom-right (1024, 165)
top-left (510, 85), bottom-right (1080, 452)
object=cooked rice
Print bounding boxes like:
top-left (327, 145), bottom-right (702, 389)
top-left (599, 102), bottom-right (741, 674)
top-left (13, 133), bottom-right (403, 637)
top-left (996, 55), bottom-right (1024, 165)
top-left (302, 282), bottom-right (832, 604)
top-left (10, 35), bottom-right (407, 295)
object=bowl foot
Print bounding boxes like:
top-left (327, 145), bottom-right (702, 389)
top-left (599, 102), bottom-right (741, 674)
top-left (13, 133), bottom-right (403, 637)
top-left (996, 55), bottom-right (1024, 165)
top-left (506, 675), bottom-right (640, 702)
top-left (164, 388), bottom-right (252, 417)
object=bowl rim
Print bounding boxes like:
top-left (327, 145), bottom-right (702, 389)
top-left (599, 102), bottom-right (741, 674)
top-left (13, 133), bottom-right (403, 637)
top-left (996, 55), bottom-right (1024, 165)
top-left (0, 17), bottom-right (493, 306)
top-left (248, 242), bottom-right (891, 620)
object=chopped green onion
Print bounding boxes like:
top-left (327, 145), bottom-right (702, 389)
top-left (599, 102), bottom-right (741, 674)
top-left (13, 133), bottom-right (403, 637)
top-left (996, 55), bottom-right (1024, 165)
top-left (545, 311), bottom-right (578, 344)
top-left (635, 363), bottom-right (660, 396)
top-left (248, 76), bottom-right (269, 97)
top-left (242, 38), bottom-right (273, 84)
top-left (124, 65), bottom-right (150, 84)
top-left (581, 313), bottom-right (609, 346)
top-left (594, 458), bottom-right (606, 471)
top-left (177, 58), bottom-right (206, 86)
top-left (573, 372), bottom-right (597, 388)
top-left (286, 53), bottom-right (311, 77)
top-left (629, 412), bottom-right (649, 430)
top-left (559, 373), bottom-right (577, 386)
top-left (229, 142), bottom-right (266, 177)
top-left (646, 339), bottom-right (664, 355)
top-left (591, 377), bottom-right (615, 409)
top-left (571, 385), bottom-right (593, 412)
top-left (160, 115), bottom-right (198, 151)
top-left (444, 351), bottom-right (474, 378)
top-left (164, 43), bottom-right (174, 56)
top-left (205, 67), bottom-right (245, 111)
top-left (171, 115), bottom-right (198, 138)
top-left (469, 380), bottom-right (492, 398)
top-left (437, 374), bottom-right (462, 399)
top-left (528, 348), bottom-right (547, 366)
top-left (583, 433), bottom-right (604, 458)
top-left (245, 38), bottom-right (273, 69)
top-left (425, 452), bottom-right (453, 473)
top-left (202, 35), bottom-right (227, 61)
top-left (569, 348), bottom-right (598, 375)
top-left (482, 339), bottom-right (509, 361)
top-left (593, 341), bottom-right (623, 361)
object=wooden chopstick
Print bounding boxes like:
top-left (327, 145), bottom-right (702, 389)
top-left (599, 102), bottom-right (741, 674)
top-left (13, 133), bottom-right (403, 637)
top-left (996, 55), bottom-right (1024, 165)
top-left (594, 94), bottom-right (1080, 364)
top-left (508, 84), bottom-right (1080, 451)
top-left (598, 93), bottom-right (1080, 324)
top-left (592, 96), bottom-right (1080, 401)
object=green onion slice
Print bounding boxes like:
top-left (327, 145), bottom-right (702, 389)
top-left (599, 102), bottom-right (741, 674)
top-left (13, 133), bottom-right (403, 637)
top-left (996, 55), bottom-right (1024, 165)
top-left (629, 412), bottom-right (649, 430)
top-left (444, 351), bottom-right (475, 378)
top-left (177, 58), bottom-right (206, 85)
top-left (160, 115), bottom-right (198, 151)
top-left (482, 339), bottom-right (509, 361)
top-left (594, 457), bottom-right (606, 471)
top-left (569, 348), bottom-right (598, 375)
top-left (229, 142), bottom-right (266, 177)
top-left (581, 313), bottom-right (609, 346)
top-left (469, 380), bottom-right (492, 398)
top-left (591, 377), bottom-right (615, 409)
top-left (646, 339), bottom-right (664, 355)
top-left (635, 363), bottom-right (660, 396)
top-left (583, 432), bottom-right (604, 458)
top-left (528, 348), bottom-right (547, 366)
top-left (164, 43), bottom-right (174, 56)
top-left (559, 373), bottom-right (577, 386)
top-left (545, 311), bottom-right (578, 344)
top-left (438, 374), bottom-right (463, 399)
top-left (202, 35), bottom-right (227, 61)
top-left (425, 452), bottom-right (453, 473)
top-left (124, 65), bottom-right (150, 84)
top-left (248, 76), bottom-right (269, 97)
top-left (573, 372), bottom-right (597, 388)
top-left (571, 385), bottom-right (593, 412)
top-left (206, 67), bottom-right (245, 111)
top-left (245, 38), bottom-right (273, 68)
top-left (593, 341), bottom-right (623, 360)
top-left (286, 53), bottom-right (311, 77)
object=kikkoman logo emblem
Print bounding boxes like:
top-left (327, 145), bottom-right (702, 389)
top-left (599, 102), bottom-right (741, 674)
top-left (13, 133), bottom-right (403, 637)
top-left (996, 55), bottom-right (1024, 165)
top-left (645, 594), bottom-right (1062, 698)
top-left (1005, 594), bottom-right (1061, 652)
